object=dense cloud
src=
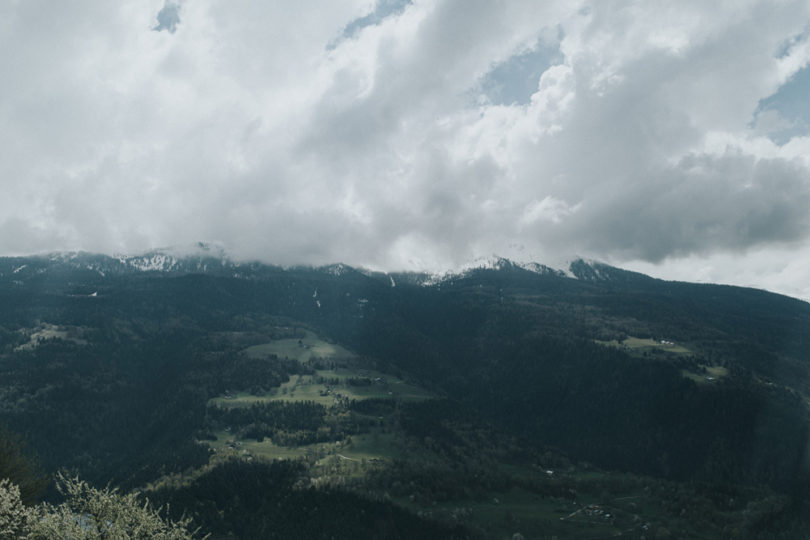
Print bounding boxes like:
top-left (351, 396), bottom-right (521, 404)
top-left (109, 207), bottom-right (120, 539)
top-left (1, 0), bottom-right (810, 297)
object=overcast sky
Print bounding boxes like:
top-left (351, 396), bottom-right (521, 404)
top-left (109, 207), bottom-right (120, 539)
top-left (2, 1), bottom-right (810, 299)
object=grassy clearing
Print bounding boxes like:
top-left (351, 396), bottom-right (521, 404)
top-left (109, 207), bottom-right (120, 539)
top-left (210, 368), bottom-right (432, 409)
top-left (269, 370), bottom-right (432, 404)
top-left (208, 388), bottom-right (336, 407)
top-left (237, 439), bottom-right (308, 460)
top-left (705, 365), bottom-right (728, 378)
top-left (207, 429), bottom-right (311, 460)
top-left (340, 432), bottom-right (402, 461)
top-left (681, 365), bottom-right (729, 384)
top-left (207, 428), bottom-right (401, 464)
top-left (211, 328), bottom-right (433, 408)
top-left (203, 329), bottom-right (431, 487)
top-left (597, 335), bottom-right (693, 356)
top-left (234, 330), bottom-right (431, 404)
top-left (15, 323), bottom-right (87, 351)
top-left (243, 329), bottom-right (354, 362)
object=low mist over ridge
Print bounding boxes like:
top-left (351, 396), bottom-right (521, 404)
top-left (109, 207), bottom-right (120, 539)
top-left (4, 245), bottom-right (808, 304)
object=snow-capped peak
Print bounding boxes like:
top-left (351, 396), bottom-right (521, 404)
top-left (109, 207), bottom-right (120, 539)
top-left (420, 255), bottom-right (570, 286)
top-left (110, 243), bottom-right (234, 273)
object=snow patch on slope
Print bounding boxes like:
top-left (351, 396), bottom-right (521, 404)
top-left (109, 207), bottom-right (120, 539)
top-left (320, 263), bottom-right (348, 276)
top-left (125, 253), bottom-right (179, 272)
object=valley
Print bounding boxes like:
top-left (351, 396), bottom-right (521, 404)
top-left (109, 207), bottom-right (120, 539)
top-left (1, 252), bottom-right (810, 538)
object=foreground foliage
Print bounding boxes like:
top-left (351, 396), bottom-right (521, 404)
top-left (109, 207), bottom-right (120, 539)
top-left (0, 474), bottom-right (200, 540)
top-left (0, 426), bottom-right (47, 505)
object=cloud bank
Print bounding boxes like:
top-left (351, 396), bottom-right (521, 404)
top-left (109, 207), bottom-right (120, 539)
top-left (2, 0), bottom-right (810, 297)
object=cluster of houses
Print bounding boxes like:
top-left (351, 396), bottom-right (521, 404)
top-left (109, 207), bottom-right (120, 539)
top-left (583, 504), bottom-right (611, 520)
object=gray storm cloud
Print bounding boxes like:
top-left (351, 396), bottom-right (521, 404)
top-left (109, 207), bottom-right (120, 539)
top-left (554, 154), bottom-right (810, 261)
top-left (1, 0), bottom-right (810, 297)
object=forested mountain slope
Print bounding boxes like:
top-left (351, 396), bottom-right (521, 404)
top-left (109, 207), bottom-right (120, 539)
top-left (1, 252), bottom-right (809, 538)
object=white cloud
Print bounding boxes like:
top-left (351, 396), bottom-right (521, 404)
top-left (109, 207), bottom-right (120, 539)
top-left (2, 0), bottom-right (810, 298)
top-left (622, 243), bottom-right (810, 302)
top-left (520, 196), bottom-right (578, 226)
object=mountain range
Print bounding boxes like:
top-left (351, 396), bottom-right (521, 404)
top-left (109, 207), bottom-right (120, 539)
top-left (1, 249), bottom-right (809, 538)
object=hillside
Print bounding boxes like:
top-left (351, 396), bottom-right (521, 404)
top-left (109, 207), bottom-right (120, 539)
top-left (1, 252), bottom-right (810, 538)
